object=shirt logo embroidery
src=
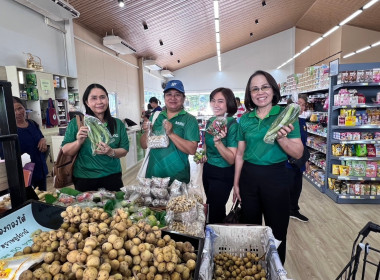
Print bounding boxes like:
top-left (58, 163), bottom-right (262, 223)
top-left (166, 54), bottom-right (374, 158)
top-left (175, 121), bottom-right (185, 126)
top-left (113, 134), bottom-right (119, 137)
top-left (171, 82), bottom-right (177, 86)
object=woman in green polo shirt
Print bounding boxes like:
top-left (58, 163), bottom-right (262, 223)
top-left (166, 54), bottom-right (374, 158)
top-left (61, 84), bottom-right (129, 192)
top-left (199, 87), bottom-right (238, 223)
top-left (233, 70), bottom-right (303, 263)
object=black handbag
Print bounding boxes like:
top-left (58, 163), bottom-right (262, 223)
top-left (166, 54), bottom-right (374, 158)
top-left (288, 147), bottom-right (310, 169)
top-left (223, 200), bottom-right (242, 224)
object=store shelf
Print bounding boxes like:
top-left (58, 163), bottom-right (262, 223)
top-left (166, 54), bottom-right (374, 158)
top-left (332, 104), bottom-right (380, 110)
top-left (308, 158), bottom-right (326, 170)
top-left (306, 144), bottom-right (326, 154)
top-left (332, 125), bottom-right (380, 130)
top-left (329, 174), bottom-right (380, 181)
top-left (331, 139), bottom-right (380, 144)
top-left (325, 188), bottom-right (380, 204)
top-left (307, 130), bottom-right (327, 137)
top-left (331, 155), bottom-right (380, 161)
top-left (303, 173), bottom-right (324, 192)
top-left (333, 82), bottom-right (380, 91)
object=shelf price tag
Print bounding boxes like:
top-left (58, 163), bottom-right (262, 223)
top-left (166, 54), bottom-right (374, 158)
top-left (357, 177), bottom-right (364, 180)
top-left (370, 196), bottom-right (375, 199)
top-left (370, 178), bottom-right (376, 181)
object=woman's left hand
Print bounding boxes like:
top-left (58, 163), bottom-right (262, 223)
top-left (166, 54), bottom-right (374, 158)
top-left (37, 138), bottom-right (47, 152)
top-left (276, 123), bottom-right (294, 140)
top-left (163, 120), bottom-right (173, 136)
top-left (95, 141), bottom-right (112, 155)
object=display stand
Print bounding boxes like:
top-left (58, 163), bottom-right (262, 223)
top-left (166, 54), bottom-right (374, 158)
top-left (326, 62), bottom-right (380, 204)
top-left (0, 81), bottom-right (26, 208)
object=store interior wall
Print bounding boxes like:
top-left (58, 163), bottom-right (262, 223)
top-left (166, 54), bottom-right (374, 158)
top-left (295, 28), bottom-right (342, 74)
top-left (341, 25), bottom-right (380, 64)
top-left (0, 0), bottom-right (68, 75)
top-left (172, 28), bottom-right (296, 93)
top-left (73, 23), bottom-right (141, 125)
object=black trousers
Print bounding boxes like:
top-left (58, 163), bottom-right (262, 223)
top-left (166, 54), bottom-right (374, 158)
top-left (288, 167), bottom-right (303, 212)
top-left (202, 162), bottom-right (234, 224)
top-left (239, 161), bottom-right (290, 264)
top-left (73, 172), bottom-right (123, 192)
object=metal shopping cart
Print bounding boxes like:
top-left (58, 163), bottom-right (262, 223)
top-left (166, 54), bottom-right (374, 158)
top-left (336, 222), bottom-right (380, 280)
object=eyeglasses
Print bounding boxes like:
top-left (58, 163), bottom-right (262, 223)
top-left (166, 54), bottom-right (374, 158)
top-left (250, 85), bottom-right (272, 94)
top-left (165, 93), bottom-right (183, 99)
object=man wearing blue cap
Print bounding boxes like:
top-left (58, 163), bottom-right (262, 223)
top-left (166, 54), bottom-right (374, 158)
top-left (140, 80), bottom-right (199, 183)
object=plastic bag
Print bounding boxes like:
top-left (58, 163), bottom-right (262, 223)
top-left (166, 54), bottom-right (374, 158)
top-left (187, 181), bottom-right (204, 203)
top-left (169, 179), bottom-right (183, 198)
top-left (152, 177), bottom-right (170, 188)
top-left (151, 187), bottom-right (169, 199)
top-left (138, 177), bottom-right (152, 188)
top-left (206, 116), bottom-right (227, 136)
top-left (84, 114), bottom-right (115, 155)
top-left (199, 226), bottom-right (218, 280)
top-left (147, 120), bottom-right (169, 149)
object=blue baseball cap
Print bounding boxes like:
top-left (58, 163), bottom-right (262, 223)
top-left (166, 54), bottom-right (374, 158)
top-left (163, 80), bottom-right (185, 94)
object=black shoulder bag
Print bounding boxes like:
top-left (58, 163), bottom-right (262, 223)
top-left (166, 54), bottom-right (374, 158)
top-left (288, 147), bottom-right (310, 169)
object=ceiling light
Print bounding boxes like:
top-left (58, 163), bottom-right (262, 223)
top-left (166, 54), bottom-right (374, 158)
top-left (310, 37), bottom-right (323, 46)
top-left (250, 32), bottom-right (253, 37)
top-left (293, 53), bottom-right (301, 59)
top-left (118, 0), bottom-right (124, 7)
top-left (262, 1), bottom-right (266, 6)
top-left (372, 40), bottom-right (380, 47)
top-left (213, 1), bottom-right (219, 18)
top-left (216, 42), bottom-right (221, 51)
top-left (144, 60), bottom-right (162, 71)
top-left (343, 52), bottom-right (356, 58)
top-left (300, 46), bottom-right (310, 53)
top-left (255, 19), bottom-right (259, 24)
top-left (216, 33), bottom-right (220, 43)
top-left (322, 25), bottom-right (339, 38)
top-left (218, 60), bottom-right (221, 72)
top-left (356, 46), bottom-right (371, 53)
top-left (214, 19), bottom-right (220, 32)
top-left (161, 70), bottom-right (174, 78)
top-left (363, 0), bottom-right (379, 9)
top-left (159, 40), bottom-right (163, 46)
top-left (217, 50), bottom-right (221, 56)
top-left (143, 22), bottom-right (148, 30)
top-left (339, 10), bottom-right (362, 26)
top-left (170, 51), bottom-right (173, 56)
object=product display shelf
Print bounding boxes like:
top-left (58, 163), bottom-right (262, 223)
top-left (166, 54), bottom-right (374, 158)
top-left (326, 62), bottom-right (380, 204)
top-left (303, 172), bottom-right (324, 190)
top-left (309, 158), bottom-right (326, 171)
top-left (325, 187), bottom-right (380, 204)
top-left (306, 144), bottom-right (326, 154)
top-left (331, 139), bottom-right (380, 144)
top-left (306, 129), bottom-right (327, 137)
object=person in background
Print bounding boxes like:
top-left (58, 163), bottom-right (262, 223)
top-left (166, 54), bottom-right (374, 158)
top-left (149, 97), bottom-right (162, 112)
top-left (235, 97), bottom-right (245, 122)
top-left (12, 97), bottom-right (48, 190)
top-left (61, 83), bottom-right (129, 192)
top-left (233, 70), bottom-right (303, 263)
top-left (198, 87), bottom-right (238, 223)
top-left (140, 80), bottom-right (199, 183)
top-left (287, 94), bottom-right (309, 222)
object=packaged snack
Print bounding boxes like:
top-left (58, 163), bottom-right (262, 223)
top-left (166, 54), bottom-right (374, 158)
top-left (151, 177), bottom-right (170, 188)
top-left (361, 132), bottom-right (373, 140)
top-left (348, 71), bottom-right (357, 83)
top-left (373, 68), bottom-right (380, 83)
top-left (377, 184), bottom-right (380, 195)
top-left (332, 144), bottom-right (344, 156)
top-left (346, 132), bottom-right (353, 140)
top-left (147, 134), bottom-right (169, 149)
top-left (346, 160), bottom-right (353, 175)
top-left (138, 177), bottom-right (152, 188)
top-left (332, 164), bottom-right (340, 175)
top-left (378, 161), bottom-right (380, 177)
top-left (367, 144), bottom-right (376, 157)
top-left (355, 144), bottom-right (367, 157)
top-left (357, 94), bottom-right (366, 104)
top-left (375, 144), bottom-right (380, 157)
top-left (363, 184), bottom-right (371, 195)
top-left (339, 165), bottom-right (350, 176)
top-left (328, 178), bottom-right (336, 190)
top-left (366, 161), bottom-right (377, 177)
top-left (364, 69), bottom-right (373, 82)
top-left (351, 161), bottom-right (367, 177)
top-left (341, 71), bottom-right (349, 83)
top-left (169, 179), bottom-right (183, 197)
top-left (375, 132), bottom-right (380, 140)
top-left (353, 184), bottom-right (361, 195)
top-left (151, 187), bottom-right (169, 199)
top-left (352, 132), bottom-right (361, 140)
top-left (356, 70), bottom-right (365, 83)
top-left (371, 184), bottom-right (377, 195)
top-left (206, 116), bottom-right (228, 136)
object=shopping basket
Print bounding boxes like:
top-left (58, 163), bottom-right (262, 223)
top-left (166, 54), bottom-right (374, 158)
top-left (336, 221), bottom-right (380, 280)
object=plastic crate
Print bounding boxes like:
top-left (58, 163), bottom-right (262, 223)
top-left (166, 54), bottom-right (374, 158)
top-left (206, 225), bottom-right (289, 280)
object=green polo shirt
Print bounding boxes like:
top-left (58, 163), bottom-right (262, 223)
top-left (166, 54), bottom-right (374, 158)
top-left (237, 105), bottom-right (300, 165)
top-left (62, 117), bottom-right (129, 178)
top-left (146, 109), bottom-right (199, 183)
top-left (205, 117), bottom-right (238, 168)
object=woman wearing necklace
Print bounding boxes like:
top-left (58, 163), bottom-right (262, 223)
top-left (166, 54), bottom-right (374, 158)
top-left (61, 84), bottom-right (129, 192)
top-left (233, 70), bottom-right (303, 263)
top-left (11, 97), bottom-right (48, 190)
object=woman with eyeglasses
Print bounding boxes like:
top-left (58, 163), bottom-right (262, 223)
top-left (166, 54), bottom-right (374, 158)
top-left (197, 88), bottom-right (238, 223)
top-left (140, 80), bottom-right (199, 183)
top-left (233, 70), bottom-right (303, 263)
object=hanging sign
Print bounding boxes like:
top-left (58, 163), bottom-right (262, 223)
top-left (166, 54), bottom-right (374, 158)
top-left (40, 79), bottom-right (51, 91)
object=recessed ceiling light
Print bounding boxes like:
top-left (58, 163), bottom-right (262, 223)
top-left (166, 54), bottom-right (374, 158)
top-left (170, 51), bottom-right (173, 56)
top-left (118, 0), bottom-right (124, 8)
top-left (250, 32), bottom-right (253, 37)
top-left (255, 19), bottom-right (259, 24)
top-left (159, 40), bottom-right (163, 46)
top-left (262, 1), bottom-right (266, 6)
top-left (143, 22), bottom-right (148, 30)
